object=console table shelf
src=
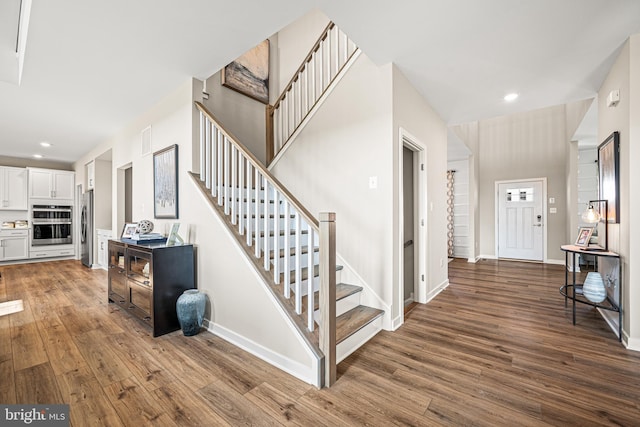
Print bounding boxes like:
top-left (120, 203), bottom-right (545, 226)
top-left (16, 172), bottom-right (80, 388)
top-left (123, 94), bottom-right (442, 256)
top-left (560, 244), bottom-right (621, 341)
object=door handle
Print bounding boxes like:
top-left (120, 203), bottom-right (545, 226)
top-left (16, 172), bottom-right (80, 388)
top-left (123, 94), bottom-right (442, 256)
top-left (532, 224), bottom-right (542, 227)
top-left (404, 239), bottom-right (413, 248)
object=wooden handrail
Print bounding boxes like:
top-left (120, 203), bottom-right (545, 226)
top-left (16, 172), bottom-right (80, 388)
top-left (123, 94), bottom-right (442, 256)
top-left (195, 101), bottom-right (319, 230)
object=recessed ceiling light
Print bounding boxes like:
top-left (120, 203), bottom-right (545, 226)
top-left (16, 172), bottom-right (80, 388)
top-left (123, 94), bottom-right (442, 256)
top-left (33, 154), bottom-right (43, 159)
top-left (504, 93), bottom-right (519, 102)
top-left (40, 142), bottom-right (51, 147)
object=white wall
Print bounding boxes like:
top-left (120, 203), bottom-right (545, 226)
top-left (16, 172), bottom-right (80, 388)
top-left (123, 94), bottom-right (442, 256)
top-left (270, 54), bottom-right (395, 324)
top-left (477, 105), bottom-right (568, 261)
top-left (598, 35), bottom-right (640, 348)
top-left (392, 65), bottom-right (448, 321)
top-left (73, 78), bottom-right (319, 384)
top-left (202, 69), bottom-right (268, 165)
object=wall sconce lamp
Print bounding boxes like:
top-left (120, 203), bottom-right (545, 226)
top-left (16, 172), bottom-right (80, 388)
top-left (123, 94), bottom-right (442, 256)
top-left (581, 199), bottom-right (608, 252)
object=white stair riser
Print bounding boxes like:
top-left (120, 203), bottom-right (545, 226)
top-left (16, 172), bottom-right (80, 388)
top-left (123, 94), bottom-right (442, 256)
top-left (285, 269), bottom-right (342, 294)
top-left (313, 288), bottom-right (361, 323)
top-left (336, 316), bottom-right (383, 363)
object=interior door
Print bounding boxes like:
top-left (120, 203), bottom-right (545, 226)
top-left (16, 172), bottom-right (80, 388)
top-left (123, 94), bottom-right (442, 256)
top-left (497, 180), bottom-right (544, 261)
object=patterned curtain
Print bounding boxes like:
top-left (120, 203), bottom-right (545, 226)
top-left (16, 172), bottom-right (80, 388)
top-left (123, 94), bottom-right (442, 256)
top-left (447, 170), bottom-right (455, 257)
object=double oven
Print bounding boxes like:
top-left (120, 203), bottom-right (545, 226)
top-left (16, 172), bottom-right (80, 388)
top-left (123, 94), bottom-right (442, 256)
top-left (31, 204), bottom-right (73, 246)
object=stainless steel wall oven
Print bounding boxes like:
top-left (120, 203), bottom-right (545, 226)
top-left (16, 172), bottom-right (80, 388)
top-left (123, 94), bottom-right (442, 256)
top-left (31, 204), bottom-right (73, 246)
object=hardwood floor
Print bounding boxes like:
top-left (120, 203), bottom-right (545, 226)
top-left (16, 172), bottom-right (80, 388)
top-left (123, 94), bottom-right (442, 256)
top-left (1, 258), bottom-right (640, 426)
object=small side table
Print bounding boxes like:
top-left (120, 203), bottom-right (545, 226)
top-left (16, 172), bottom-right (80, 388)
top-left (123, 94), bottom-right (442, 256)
top-left (560, 244), bottom-right (622, 341)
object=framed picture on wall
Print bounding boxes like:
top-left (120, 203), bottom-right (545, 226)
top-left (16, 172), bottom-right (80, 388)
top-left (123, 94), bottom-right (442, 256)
top-left (598, 131), bottom-right (620, 223)
top-left (153, 144), bottom-right (179, 219)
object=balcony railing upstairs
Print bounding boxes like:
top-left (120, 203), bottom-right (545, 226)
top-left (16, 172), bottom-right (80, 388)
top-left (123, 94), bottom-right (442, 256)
top-left (266, 22), bottom-right (360, 164)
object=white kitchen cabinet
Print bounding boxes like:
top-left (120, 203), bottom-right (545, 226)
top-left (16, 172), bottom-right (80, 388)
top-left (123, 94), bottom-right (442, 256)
top-left (86, 160), bottom-right (95, 190)
top-left (0, 229), bottom-right (29, 261)
top-left (0, 167), bottom-right (28, 210)
top-left (28, 168), bottom-right (75, 200)
top-left (97, 229), bottom-right (112, 269)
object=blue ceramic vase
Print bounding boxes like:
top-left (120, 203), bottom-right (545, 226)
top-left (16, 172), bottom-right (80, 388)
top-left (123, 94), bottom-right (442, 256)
top-left (583, 272), bottom-right (606, 304)
top-left (176, 289), bottom-right (206, 336)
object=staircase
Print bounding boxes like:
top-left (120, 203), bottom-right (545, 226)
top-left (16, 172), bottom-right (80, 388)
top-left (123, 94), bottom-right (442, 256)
top-left (192, 101), bottom-right (383, 387)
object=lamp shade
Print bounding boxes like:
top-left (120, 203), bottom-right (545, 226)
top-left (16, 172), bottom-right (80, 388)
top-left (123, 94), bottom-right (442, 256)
top-left (581, 205), bottom-right (601, 223)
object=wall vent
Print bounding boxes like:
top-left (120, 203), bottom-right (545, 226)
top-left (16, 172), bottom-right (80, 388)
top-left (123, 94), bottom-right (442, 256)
top-left (141, 126), bottom-right (152, 156)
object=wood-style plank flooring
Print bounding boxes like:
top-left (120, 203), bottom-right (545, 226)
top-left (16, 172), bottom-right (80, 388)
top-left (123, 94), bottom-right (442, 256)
top-left (1, 258), bottom-right (640, 426)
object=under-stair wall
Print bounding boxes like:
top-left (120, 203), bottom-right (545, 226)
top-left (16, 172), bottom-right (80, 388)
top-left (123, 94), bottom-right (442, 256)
top-left (269, 55), bottom-right (395, 329)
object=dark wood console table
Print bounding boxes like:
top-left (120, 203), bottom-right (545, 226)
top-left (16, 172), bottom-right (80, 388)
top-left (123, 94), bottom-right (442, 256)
top-left (560, 244), bottom-right (621, 341)
top-left (108, 240), bottom-right (195, 337)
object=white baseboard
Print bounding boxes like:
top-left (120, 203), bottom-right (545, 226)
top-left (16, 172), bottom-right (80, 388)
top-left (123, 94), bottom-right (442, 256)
top-left (545, 258), bottom-right (565, 266)
top-left (467, 256), bottom-right (481, 263)
top-left (203, 319), bottom-right (318, 386)
top-left (479, 254), bottom-right (497, 260)
top-left (566, 264), bottom-right (581, 272)
top-left (625, 336), bottom-right (640, 351)
top-left (425, 279), bottom-right (449, 303)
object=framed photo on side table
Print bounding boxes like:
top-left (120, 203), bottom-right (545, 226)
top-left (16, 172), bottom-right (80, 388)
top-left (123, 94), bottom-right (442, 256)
top-left (575, 227), bottom-right (594, 247)
top-left (121, 223), bottom-right (138, 239)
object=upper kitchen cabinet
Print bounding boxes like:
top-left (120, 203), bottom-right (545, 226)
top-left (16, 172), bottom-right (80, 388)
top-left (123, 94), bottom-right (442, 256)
top-left (0, 167), bottom-right (28, 210)
top-left (28, 168), bottom-right (75, 200)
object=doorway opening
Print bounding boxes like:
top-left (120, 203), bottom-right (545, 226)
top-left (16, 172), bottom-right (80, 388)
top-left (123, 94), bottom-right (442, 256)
top-left (117, 163), bottom-right (133, 232)
top-left (397, 129), bottom-right (427, 326)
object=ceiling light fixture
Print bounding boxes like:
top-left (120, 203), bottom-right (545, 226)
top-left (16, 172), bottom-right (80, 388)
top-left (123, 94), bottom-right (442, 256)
top-left (40, 142), bottom-right (51, 147)
top-left (33, 154), bottom-right (43, 159)
top-left (504, 93), bottom-right (519, 102)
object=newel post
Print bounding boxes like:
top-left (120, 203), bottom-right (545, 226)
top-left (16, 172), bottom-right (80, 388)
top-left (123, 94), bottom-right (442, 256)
top-left (319, 212), bottom-right (336, 387)
top-left (265, 105), bottom-right (275, 164)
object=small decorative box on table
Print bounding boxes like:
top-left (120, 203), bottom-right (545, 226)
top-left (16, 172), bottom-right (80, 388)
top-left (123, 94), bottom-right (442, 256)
top-left (108, 239), bottom-right (195, 337)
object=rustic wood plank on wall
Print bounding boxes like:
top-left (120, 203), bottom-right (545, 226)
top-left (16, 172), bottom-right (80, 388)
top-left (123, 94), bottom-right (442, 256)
top-left (0, 258), bottom-right (639, 425)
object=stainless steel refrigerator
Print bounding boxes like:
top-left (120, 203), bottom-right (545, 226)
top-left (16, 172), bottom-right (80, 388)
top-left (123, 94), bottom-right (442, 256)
top-left (81, 190), bottom-right (93, 267)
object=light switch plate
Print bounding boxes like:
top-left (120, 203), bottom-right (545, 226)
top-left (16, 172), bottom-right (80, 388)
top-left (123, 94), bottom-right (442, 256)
top-left (369, 176), bottom-right (377, 189)
top-left (549, 197), bottom-right (555, 204)
top-left (550, 207), bottom-right (557, 213)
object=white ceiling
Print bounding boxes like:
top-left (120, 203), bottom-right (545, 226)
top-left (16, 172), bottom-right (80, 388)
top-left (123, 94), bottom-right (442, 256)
top-left (1, 0), bottom-right (639, 163)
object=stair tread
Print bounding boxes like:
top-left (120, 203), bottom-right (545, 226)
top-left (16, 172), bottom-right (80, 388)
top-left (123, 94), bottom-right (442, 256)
top-left (301, 283), bottom-right (363, 313)
top-left (336, 305), bottom-right (384, 344)
top-left (269, 245), bottom-right (319, 260)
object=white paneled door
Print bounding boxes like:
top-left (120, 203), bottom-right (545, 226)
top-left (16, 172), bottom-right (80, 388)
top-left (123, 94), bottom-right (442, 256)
top-left (497, 180), bottom-right (544, 261)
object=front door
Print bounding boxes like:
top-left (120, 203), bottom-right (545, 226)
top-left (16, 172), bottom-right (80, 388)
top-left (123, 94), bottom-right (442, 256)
top-left (497, 180), bottom-right (544, 261)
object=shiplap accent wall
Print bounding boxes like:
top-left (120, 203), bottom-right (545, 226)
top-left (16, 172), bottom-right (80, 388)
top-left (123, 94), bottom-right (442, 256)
top-left (448, 158), bottom-right (470, 258)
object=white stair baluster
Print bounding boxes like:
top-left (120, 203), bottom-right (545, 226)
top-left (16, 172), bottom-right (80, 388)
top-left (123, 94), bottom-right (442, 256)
top-left (263, 179), bottom-right (270, 271)
top-left (231, 145), bottom-right (237, 224)
top-left (205, 119), bottom-right (211, 190)
top-left (307, 223), bottom-right (315, 331)
top-left (246, 162), bottom-right (253, 246)
top-left (224, 136), bottom-right (231, 215)
top-left (294, 211), bottom-right (302, 314)
top-left (199, 112), bottom-right (205, 182)
top-left (254, 169), bottom-right (261, 258)
top-left (283, 200), bottom-right (291, 298)
top-left (238, 155), bottom-right (244, 234)
top-left (273, 191), bottom-right (280, 284)
top-left (216, 128), bottom-right (223, 206)
top-left (210, 122), bottom-right (217, 198)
